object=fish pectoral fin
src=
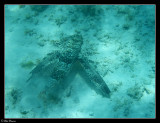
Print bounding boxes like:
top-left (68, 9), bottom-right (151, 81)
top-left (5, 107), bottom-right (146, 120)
top-left (76, 58), bottom-right (111, 98)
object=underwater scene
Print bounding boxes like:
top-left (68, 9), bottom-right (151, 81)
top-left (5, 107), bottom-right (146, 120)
top-left (5, 5), bottom-right (155, 118)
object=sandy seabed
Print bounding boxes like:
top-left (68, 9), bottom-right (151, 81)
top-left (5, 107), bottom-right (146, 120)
top-left (5, 5), bottom-right (155, 118)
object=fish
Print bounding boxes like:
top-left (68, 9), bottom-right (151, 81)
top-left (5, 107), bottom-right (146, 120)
top-left (27, 34), bottom-right (110, 103)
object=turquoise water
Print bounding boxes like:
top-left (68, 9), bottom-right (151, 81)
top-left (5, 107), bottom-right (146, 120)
top-left (5, 5), bottom-right (155, 118)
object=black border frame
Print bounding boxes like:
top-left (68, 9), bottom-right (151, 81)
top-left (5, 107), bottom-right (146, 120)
top-left (1, 0), bottom-right (159, 121)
